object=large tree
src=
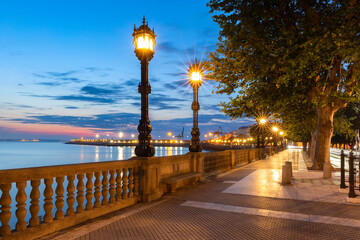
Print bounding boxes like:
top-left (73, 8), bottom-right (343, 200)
top-left (207, 0), bottom-right (360, 172)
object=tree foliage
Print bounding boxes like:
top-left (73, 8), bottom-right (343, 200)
top-left (207, 0), bottom-right (360, 169)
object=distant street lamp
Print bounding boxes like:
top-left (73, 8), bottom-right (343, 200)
top-left (279, 131), bottom-right (284, 145)
top-left (188, 58), bottom-right (203, 152)
top-left (272, 126), bottom-right (279, 146)
top-left (258, 118), bottom-right (267, 147)
top-left (119, 132), bottom-right (124, 139)
top-left (132, 17), bottom-right (156, 157)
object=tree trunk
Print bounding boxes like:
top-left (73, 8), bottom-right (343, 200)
top-left (310, 132), bottom-right (316, 165)
top-left (313, 106), bottom-right (336, 170)
top-left (302, 142), bottom-right (307, 151)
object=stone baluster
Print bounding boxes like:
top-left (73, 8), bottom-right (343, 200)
top-left (55, 177), bottom-right (65, 220)
top-left (15, 181), bottom-right (27, 231)
top-left (76, 174), bottom-right (85, 213)
top-left (29, 179), bottom-right (41, 227)
top-left (43, 178), bottom-right (54, 223)
top-left (66, 175), bottom-right (75, 216)
top-left (0, 183), bottom-right (12, 235)
top-left (86, 173), bottom-right (94, 210)
top-left (122, 168), bottom-right (128, 199)
top-left (115, 169), bottom-right (122, 201)
top-left (128, 168), bottom-right (134, 198)
top-left (94, 172), bottom-right (101, 208)
top-left (134, 167), bottom-right (139, 196)
top-left (102, 171), bottom-right (109, 205)
top-left (109, 170), bottom-right (116, 203)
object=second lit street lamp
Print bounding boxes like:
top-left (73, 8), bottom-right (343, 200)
top-left (133, 17), bottom-right (156, 157)
top-left (188, 58), bottom-right (203, 152)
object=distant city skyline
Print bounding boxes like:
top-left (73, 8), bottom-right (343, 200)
top-left (0, 0), bottom-right (255, 140)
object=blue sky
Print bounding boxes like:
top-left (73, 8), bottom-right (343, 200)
top-left (0, 0), bottom-right (254, 140)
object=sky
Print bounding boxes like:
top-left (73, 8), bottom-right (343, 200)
top-left (0, 0), bottom-right (255, 140)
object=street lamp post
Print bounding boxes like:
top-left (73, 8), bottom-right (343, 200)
top-left (279, 131), bottom-right (284, 146)
top-left (272, 126), bottom-right (279, 146)
top-left (259, 118), bottom-right (267, 147)
top-left (188, 58), bottom-right (203, 152)
top-left (133, 17), bottom-right (156, 157)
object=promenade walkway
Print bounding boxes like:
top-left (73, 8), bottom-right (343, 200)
top-left (44, 149), bottom-right (360, 240)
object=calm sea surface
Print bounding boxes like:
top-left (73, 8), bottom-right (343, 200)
top-left (0, 142), bottom-right (189, 170)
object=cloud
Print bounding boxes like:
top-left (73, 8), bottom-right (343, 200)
top-left (54, 95), bottom-right (116, 104)
top-left (64, 106), bottom-right (79, 109)
top-left (81, 86), bottom-right (117, 96)
top-left (123, 79), bottom-right (138, 87)
top-left (164, 83), bottom-right (178, 90)
top-left (10, 113), bottom-right (140, 131)
top-left (46, 71), bottom-right (77, 77)
top-left (7, 111), bottom-right (255, 139)
top-left (202, 104), bottom-right (221, 111)
top-left (151, 102), bottom-right (181, 110)
top-left (85, 67), bottom-right (112, 72)
top-left (33, 71), bottom-right (83, 85)
top-left (157, 42), bottom-right (178, 52)
top-left (151, 93), bottom-right (184, 103)
top-left (37, 82), bottom-right (65, 86)
top-left (2, 102), bottom-right (45, 110)
top-left (165, 71), bottom-right (187, 77)
top-left (58, 77), bottom-right (82, 82)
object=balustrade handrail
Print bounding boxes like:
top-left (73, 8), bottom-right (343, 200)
top-left (0, 159), bottom-right (140, 184)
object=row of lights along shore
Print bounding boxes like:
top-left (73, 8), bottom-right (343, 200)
top-left (132, 17), bottom-right (205, 157)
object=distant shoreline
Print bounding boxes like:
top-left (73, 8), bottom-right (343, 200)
top-left (66, 141), bottom-right (190, 147)
top-left (66, 141), bottom-right (253, 151)
top-left (0, 140), bottom-right (66, 142)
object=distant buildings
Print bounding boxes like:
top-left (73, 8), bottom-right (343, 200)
top-left (228, 126), bottom-right (251, 138)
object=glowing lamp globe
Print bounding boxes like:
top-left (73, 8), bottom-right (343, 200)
top-left (132, 17), bottom-right (156, 61)
top-left (188, 58), bottom-right (203, 88)
top-left (272, 126), bottom-right (279, 132)
top-left (259, 118), bottom-right (266, 124)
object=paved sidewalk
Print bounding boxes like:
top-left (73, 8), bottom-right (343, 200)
top-left (47, 149), bottom-right (360, 240)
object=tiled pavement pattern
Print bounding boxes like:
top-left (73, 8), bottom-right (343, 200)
top-left (51, 149), bottom-right (360, 240)
top-left (181, 200), bottom-right (360, 228)
top-left (223, 150), bottom-right (347, 203)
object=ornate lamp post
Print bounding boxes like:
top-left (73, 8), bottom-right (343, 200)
top-left (188, 58), bottom-right (203, 152)
top-left (272, 126), bottom-right (279, 146)
top-left (133, 17), bottom-right (156, 157)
